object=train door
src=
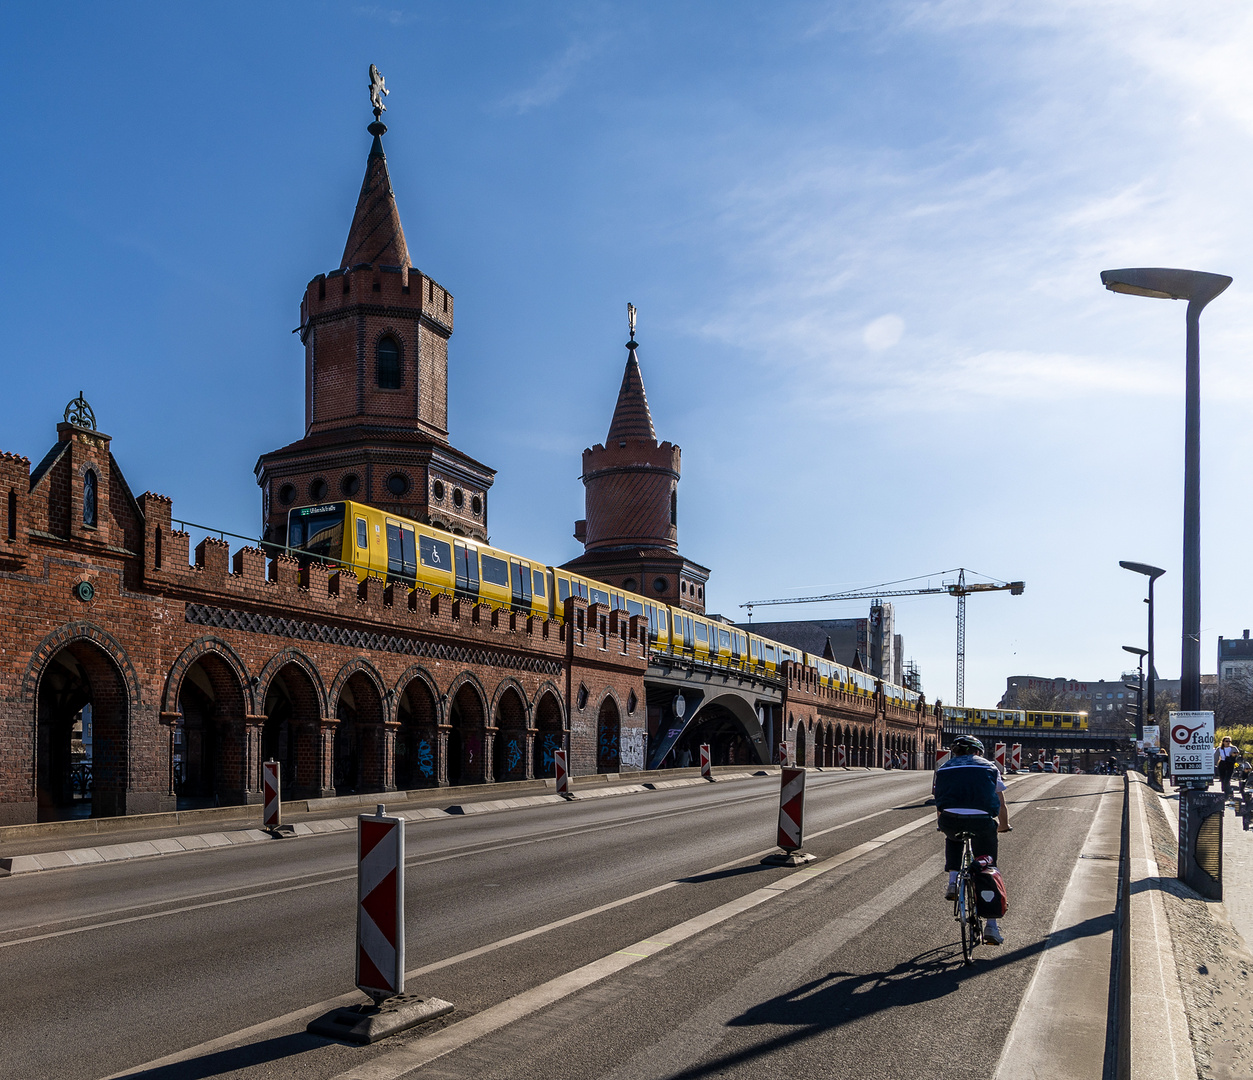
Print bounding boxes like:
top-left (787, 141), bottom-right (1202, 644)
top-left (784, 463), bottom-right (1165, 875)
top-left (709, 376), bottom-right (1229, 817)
top-left (454, 541), bottom-right (480, 600)
top-left (385, 520), bottom-right (417, 586)
top-left (510, 559), bottom-right (533, 612)
top-left (531, 566), bottom-right (547, 618)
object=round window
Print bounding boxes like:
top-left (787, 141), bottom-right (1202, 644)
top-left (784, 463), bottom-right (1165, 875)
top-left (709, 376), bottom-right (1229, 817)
top-left (432, 480), bottom-right (444, 501)
top-left (340, 474), bottom-right (360, 497)
top-left (471, 494), bottom-right (482, 516)
top-left (623, 578), bottom-right (637, 592)
top-left (453, 488), bottom-right (464, 509)
top-left (309, 478), bottom-right (328, 501)
top-left (278, 483), bottom-right (296, 506)
top-left (654, 577), bottom-right (667, 594)
top-left (387, 473), bottom-right (409, 496)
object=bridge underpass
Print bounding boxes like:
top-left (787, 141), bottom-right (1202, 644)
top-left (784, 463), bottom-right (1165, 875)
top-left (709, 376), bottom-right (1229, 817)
top-left (644, 654), bottom-right (782, 769)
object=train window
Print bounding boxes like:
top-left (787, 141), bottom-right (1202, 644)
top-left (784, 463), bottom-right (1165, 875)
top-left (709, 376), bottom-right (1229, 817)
top-left (510, 561), bottom-right (532, 607)
top-left (577, 580), bottom-right (588, 600)
top-left (626, 598), bottom-right (643, 617)
top-left (764, 644), bottom-right (775, 662)
top-left (533, 569), bottom-right (546, 597)
top-left (658, 609), bottom-right (667, 631)
top-left (356, 518), bottom-right (368, 549)
top-left (750, 639), bottom-right (759, 659)
top-left (481, 554), bottom-right (508, 586)
top-left (419, 534), bottom-right (450, 571)
top-left (719, 629), bottom-right (731, 651)
top-left (291, 505), bottom-right (345, 560)
top-left (695, 622), bottom-right (708, 643)
top-left (558, 577), bottom-right (570, 602)
top-left (590, 586), bottom-right (610, 607)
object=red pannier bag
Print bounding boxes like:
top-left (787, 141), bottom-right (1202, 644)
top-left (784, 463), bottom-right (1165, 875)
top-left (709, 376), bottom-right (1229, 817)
top-left (973, 855), bottom-right (1008, 917)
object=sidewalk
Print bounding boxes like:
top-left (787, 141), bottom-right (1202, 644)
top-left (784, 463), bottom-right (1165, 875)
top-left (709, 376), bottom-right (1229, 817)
top-left (0, 767), bottom-right (787, 876)
top-left (1142, 778), bottom-right (1253, 1080)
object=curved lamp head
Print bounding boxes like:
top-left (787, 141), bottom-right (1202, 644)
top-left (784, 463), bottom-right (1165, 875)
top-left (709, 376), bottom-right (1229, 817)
top-left (1101, 267), bottom-right (1232, 310)
top-left (1119, 560), bottom-right (1165, 582)
top-left (1122, 645), bottom-right (1148, 658)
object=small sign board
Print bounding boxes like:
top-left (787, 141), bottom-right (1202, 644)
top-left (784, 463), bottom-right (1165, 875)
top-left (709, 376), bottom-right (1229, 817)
top-left (1168, 711), bottom-right (1215, 780)
top-left (1143, 724), bottom-right (1160, 750)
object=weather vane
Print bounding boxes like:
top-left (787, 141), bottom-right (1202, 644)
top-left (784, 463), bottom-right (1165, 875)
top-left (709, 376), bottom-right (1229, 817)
top-left (627, 302), bottom-right (637, 345)
top-left (369, 64), bottom-right (389, 119)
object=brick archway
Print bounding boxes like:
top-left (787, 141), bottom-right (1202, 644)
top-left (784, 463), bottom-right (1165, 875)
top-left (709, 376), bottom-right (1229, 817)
top-left (596, 692), bottom-right (621, 774)
top-left (395, 666), bottom-right (440, 789)
top-left (533, 687), bottom-right (565, 780)
top-left (162, 637), bottom-right (253, 715)
top-left (447, 673), bottom-right (489, 785)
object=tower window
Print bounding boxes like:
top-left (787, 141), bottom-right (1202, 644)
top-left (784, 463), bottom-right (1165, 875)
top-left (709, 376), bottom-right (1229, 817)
top-left (8, 488), bottom-right (17, 541)
top-left (432, 480), bottom-right (445, 501)
top-left (278, 483), bottom-right (296, 506)
top-left (387, 473), bottom-right (409, 496)
top-left (471, 494), bottom-right (482, 516)
top-left (671, 489), bottom-right (677, 526)
top-left (340, 474), bottom-right (360, 497)
top-left (377, 336), bottom-right (401, 389)
top-left (83, 469), bottom-right (98, 528)
top-left (309, 478), bottom-right (328, 501)
top-left (452, 488), bottom-right (464, 509)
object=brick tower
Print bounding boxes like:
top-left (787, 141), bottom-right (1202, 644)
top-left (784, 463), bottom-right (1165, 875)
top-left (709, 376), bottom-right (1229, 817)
top-left (256, 103), bottom-right (493, 545)
top-left (562, 309), bottom-right (709, 613)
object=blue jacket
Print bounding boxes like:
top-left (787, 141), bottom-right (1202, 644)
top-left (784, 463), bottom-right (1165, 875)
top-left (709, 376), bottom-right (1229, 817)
top-left (933, 754), bottom-right (1000, 817)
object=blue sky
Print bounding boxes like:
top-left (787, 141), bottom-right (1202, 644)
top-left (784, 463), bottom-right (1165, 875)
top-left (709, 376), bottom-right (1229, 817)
top-left (3, 2), bottom-right (1252, 709)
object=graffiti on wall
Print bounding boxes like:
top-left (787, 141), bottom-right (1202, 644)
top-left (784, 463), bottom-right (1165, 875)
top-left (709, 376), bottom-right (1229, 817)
top-left (416, 739), bottom-right (435, 779)
top-left (621, 726), bottom-right (645, 771)
top-left (539, 732), bottom-right (562, 775)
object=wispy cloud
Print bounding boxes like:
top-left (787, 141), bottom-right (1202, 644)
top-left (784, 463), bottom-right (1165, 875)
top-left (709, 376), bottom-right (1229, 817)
top-left (353, 5), bottom-right (421, 28)
top-left (500, 34), bottom-right (606, 114)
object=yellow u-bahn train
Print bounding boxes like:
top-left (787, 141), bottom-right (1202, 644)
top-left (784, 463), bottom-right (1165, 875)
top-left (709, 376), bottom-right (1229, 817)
top-left (942, 706), bottom-right (1089, 731)
top-left (286, 500), bottom-right (919, 706)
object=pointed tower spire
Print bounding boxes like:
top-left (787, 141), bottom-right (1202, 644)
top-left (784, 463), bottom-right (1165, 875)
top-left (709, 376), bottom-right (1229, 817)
top-left (341, 67), bottom-right (410, 269)
top-left (606, 302), bottom-right (657, 443)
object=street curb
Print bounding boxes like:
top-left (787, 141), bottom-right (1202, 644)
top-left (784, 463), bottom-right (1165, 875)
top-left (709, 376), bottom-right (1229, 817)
top-left (0, 772), bottom-right (763, 877)
top-left (1127, 773), bottom-right (1197, 1080)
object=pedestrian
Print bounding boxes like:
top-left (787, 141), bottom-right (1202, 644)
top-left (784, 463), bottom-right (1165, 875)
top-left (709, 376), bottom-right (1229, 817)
top-left (1215, 736), bottom-right (1241, 798)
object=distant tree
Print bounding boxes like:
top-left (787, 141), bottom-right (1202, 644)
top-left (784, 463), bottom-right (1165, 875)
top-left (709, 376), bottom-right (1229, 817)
top-left (1205, 677), bottom-right (1253, 730)
top-left (1008, 682), bottom-right (1087, 712)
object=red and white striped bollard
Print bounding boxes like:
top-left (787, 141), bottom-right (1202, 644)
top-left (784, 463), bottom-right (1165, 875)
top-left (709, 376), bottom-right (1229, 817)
top-left (356, 806), bottom-right (404, 1003)
top-left (1010, 743), bottom-right (1022, 773)
top-left (554, 748), bottom-right (570, 798)
top-left (700, 743), bottom-right (713, 782)
top-left (935, 747), bottom-right (951, 770)
top-left (837, 744), bottom-right (847, 768)
top-left (765, 766), bottom-right (815, 865)
top-left (262, 759), bottom-right (281, 829)
top-left (994, 743), bottom-right (1006, 773)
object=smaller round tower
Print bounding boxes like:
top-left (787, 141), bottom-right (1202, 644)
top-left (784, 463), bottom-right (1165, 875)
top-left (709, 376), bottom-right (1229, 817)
top-left (563, 308), bottom-right (709, 613)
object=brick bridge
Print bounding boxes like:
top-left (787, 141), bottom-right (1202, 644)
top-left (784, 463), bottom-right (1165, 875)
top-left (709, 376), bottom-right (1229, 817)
top-left (0, 103), bottom-right (940, 826)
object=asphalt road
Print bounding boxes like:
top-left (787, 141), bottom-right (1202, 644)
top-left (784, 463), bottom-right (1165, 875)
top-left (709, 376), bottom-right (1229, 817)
top-left (0, 771), bottom-right (1119, 1080)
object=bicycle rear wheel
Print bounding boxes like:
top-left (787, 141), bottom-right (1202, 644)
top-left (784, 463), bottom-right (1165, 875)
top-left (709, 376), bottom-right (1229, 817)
top-left (962, 871), bottom-right (981, 964)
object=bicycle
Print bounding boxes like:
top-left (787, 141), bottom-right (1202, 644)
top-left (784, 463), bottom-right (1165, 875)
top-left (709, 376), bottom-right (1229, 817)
top-left (952, 830), bottom-right (983, 965)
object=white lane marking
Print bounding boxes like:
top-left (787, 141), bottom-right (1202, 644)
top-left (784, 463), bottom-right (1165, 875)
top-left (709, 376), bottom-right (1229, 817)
top-left (992, 778), bottom-right (1120, 1080)
top-left (11, 770), bottom-right (916, 948)
top-left (99, 779), bottom-right (939, 1080)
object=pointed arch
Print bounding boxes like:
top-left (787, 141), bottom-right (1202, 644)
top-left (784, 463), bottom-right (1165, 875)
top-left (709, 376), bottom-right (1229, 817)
top-left (255, 648), bottom-right (328, 717)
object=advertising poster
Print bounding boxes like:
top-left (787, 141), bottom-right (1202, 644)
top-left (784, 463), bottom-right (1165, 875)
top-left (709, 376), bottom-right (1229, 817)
top-left (1142, 724), bottom-right (1160, 749)
top-left (1168, 711), bottom-right (1215, 779)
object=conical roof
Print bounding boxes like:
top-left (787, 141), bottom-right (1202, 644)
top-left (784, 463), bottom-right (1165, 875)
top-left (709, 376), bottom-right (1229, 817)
top-left (606, 346), bottom-right (657, 443)
top-left (341, 124), bottom-right (411, 269)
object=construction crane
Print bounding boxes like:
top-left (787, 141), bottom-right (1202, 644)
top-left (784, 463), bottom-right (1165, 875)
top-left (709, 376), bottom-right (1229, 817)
top-left (741, 568), bottom-right (1024, 707)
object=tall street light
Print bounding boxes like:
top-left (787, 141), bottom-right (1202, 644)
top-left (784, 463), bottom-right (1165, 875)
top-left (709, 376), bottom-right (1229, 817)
top-left (1119, 561), bottom-right (1165, 719)
top-left (1102, 268), bottom-right (1232, 711)
top-left (1122, 645), bottom-right (1147, 741)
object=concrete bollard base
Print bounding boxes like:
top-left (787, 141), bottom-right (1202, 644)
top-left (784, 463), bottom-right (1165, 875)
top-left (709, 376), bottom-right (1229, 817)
top-left (307, 994), bottom-right (454, 1044)
top-left (762, 849), bottom-right (816, 867)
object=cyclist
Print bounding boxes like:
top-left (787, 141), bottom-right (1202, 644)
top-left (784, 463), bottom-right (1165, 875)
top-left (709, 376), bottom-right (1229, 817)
top-left (933, 735), bottom-right (1010, 945)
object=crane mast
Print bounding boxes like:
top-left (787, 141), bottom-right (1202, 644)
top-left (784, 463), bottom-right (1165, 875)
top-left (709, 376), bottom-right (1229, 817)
top-left (742, 567), bottom-right (1023, 707)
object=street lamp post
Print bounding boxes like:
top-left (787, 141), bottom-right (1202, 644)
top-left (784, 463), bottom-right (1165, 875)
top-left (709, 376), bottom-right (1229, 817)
top-left (1119, 561), bottom-right (1165, 719)
top-left (1122, 645), bottom-right (1147, 741)
top-left (1102, 268), bottom-right (1232, 712)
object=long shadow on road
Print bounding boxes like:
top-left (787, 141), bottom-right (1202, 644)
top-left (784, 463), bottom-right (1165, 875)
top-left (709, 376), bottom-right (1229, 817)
top-left (657, 909), bottom-right (1114, 1080)
top-left (108, 1032), bottom-right (325, 1080)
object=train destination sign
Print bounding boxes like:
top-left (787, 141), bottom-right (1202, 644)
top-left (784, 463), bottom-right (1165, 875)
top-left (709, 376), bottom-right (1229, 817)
top-left (1168, 711), bottom-right (1214, 779)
